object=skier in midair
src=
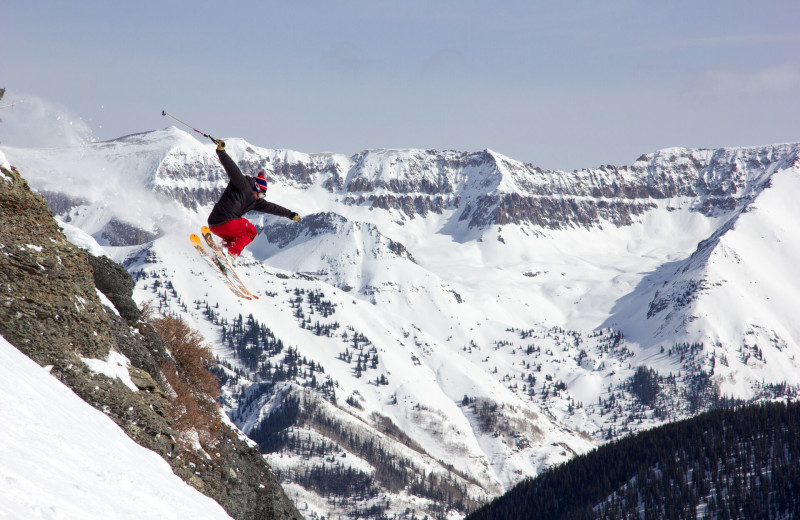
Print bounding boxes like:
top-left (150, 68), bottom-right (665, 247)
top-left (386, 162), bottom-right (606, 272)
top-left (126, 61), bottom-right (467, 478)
top-left (207, 139), bottom-right (300, 263)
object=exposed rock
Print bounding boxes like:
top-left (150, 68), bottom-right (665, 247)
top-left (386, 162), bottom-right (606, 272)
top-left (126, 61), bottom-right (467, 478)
top-left (0, 166), bottom-right (112, 363)
top-left (88, 252), bottom-right (142, 323)
top-left (93, 217), bottom-right (159, 246)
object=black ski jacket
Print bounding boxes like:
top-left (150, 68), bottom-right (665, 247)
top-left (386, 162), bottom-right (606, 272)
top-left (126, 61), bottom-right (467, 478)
top-left (207, 149), bottom-right (293, 226)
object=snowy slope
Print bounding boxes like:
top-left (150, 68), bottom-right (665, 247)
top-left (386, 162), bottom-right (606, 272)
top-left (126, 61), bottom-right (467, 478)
top-left (0, 335), bottom-right (233, 520)
top-left (5, 130), bottom-right (800, 519)
top-left (603, 156), bottom-right (800, 397)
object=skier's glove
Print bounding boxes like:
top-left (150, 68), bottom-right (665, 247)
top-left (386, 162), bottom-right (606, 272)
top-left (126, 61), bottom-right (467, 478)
top-left (216, 139), bottom-right (226, 152)
top-left (290, 212), bottom-right (301, 223)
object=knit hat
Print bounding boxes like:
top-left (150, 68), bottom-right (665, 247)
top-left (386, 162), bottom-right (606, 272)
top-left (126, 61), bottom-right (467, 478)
top-left (255, 172), bottom-right (268, 194)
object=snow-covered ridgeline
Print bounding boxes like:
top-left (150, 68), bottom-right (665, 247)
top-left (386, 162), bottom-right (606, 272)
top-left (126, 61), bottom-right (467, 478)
top-left (129, 131), bottom-right (800, 231)
top-left (172, 134), bottom-right (798, 201)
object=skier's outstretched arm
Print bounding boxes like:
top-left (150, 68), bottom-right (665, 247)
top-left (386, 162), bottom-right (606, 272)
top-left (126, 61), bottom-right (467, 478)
top-left (254, 199), bottom-right (298, 220)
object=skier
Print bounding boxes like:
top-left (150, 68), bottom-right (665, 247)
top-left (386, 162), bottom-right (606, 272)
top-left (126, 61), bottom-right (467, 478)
top-left (207, 139), bottom-right (300, 263)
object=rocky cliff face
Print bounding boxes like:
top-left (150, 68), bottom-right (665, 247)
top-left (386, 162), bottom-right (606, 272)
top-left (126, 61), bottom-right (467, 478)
top-left (148, 138), bottom-right (799, 233)
top-left (0, 164), bottom-right (303, 520)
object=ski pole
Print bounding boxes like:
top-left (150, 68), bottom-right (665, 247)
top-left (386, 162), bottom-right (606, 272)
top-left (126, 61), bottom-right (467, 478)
top-left (0, 101), bottom-right (25, 110)
top-left (161, 110), bottom-right (217, 143)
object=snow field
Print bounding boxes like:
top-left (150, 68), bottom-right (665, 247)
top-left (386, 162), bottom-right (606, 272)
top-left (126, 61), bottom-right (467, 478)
top-left (0, 336), bottom-right (233, 520)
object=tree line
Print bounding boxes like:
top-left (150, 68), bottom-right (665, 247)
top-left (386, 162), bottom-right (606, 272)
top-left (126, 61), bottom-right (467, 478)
top-left (467, 401), bottom-right (800, 520)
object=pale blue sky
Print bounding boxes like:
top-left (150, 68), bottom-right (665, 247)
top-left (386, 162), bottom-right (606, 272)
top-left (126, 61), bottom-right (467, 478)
top-left (3, 0), bottom-right (800, 170)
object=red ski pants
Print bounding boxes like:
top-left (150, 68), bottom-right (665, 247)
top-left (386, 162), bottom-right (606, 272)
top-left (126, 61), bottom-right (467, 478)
top-left (209, 218), bottom-right (257, 257)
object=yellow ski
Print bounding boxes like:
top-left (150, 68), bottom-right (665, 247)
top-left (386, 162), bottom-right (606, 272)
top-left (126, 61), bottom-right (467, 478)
top-left (200, 226), bottom-right (258, 300)
top-left (190, 234), bottom-right (252, 300)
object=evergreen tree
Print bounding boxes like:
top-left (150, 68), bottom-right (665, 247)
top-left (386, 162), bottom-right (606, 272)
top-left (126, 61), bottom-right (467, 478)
top-left (467, 402), bottom-right (800, 520)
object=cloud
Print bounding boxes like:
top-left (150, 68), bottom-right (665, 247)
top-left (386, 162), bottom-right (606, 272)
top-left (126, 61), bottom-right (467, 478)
top-left (699, 64), bottom-right (800, 95)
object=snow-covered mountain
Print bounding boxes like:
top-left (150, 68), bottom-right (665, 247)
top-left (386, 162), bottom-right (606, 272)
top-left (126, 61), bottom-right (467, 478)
top-left (5, 129), bottom-right (799, 519)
